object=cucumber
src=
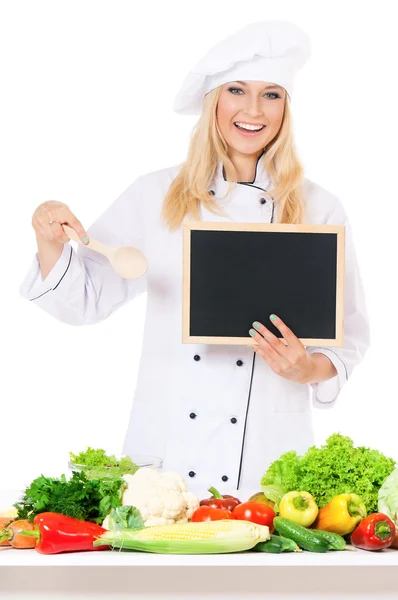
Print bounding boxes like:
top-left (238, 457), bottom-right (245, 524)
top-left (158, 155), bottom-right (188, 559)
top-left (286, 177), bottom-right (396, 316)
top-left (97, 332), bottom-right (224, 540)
top-left (273, 517), bottom-right (329, 553)
top-left (310, 529), bottom-right (346, 551)
top-left (253, 534), bottom-right (300, 553)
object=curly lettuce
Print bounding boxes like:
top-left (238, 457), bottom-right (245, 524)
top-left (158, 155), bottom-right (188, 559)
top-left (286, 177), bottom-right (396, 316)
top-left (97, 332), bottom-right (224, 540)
top-left (69, 447), bottom-right (139, 479)
top-left (261, 433), bottom-right (396, 513)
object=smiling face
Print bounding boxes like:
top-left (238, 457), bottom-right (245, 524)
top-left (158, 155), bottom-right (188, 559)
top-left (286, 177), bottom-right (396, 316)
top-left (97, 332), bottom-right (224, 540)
top-left (216, 80), bottom-right (286, 160)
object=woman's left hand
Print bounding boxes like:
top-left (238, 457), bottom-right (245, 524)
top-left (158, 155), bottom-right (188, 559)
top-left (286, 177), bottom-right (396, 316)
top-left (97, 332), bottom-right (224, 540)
top-left (249, 314), bottom-right (316, 385)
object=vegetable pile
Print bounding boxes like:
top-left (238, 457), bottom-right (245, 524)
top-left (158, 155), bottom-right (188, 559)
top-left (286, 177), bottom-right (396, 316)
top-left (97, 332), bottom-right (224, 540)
top-left (261, 433), bottom-right (396, 513)
top-left (1, 437), bottom-right (398, 556)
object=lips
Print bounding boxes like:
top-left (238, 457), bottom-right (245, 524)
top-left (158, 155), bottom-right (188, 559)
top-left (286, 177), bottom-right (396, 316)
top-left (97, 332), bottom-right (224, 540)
top-left (234, 123), bottom-right (265, 131)
top-left (233, 122), bottom-right (266, 137)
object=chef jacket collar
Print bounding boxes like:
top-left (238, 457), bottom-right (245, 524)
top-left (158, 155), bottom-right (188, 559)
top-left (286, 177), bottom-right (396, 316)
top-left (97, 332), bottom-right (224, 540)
top-left (213, 149), bottom-right (271, 191)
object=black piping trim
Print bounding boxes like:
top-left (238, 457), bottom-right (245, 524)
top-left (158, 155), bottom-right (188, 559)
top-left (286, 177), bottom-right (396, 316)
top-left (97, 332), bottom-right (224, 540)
top-left (29, 246), bottom-right (73, 301)
top-left (238, 182), bottom-right (269, 192)
top-left (222, 149), bottom-right (266, 184)
top-left (29, 288), bottom-right (52, 301)
top-left (220, 151), bottom-right (276, 223)
top-left (237, 351), bottom-right (256, 490)
top-left (53, 246), bottom-right (73, 290)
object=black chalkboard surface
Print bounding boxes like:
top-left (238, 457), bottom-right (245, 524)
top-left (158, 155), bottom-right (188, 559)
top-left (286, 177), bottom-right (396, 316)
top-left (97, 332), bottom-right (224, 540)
top-left (182, 222), bottom-right (345, 346)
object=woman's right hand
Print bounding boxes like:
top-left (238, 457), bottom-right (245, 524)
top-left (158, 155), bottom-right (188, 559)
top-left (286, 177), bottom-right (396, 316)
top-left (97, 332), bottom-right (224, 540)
top-left (32, 200), bottom-right (89, 245)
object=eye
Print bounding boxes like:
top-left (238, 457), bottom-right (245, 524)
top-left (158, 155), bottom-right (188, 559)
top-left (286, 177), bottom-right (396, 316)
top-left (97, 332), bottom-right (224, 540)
top-left (228, 87), bottom-right (281, 99)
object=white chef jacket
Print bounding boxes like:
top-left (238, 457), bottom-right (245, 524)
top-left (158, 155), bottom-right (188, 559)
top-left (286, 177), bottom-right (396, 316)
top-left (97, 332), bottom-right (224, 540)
top-left (20, 154), bottom-right (370, 490)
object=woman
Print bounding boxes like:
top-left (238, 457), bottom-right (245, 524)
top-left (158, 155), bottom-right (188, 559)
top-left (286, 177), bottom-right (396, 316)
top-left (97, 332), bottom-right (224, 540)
top-left (20, 21), bottom-right (370, 490)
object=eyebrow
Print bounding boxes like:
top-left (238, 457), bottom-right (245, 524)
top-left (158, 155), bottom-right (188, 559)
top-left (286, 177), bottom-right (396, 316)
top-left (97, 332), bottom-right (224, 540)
top-left (234, 81), bottom-right (283, 91)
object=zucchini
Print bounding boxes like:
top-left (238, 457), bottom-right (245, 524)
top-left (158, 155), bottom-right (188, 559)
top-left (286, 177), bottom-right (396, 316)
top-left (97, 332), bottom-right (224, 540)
top-left (310, 529), bottom-right (346, 551)
top-left (253, 534), bottom-right (300, 553)
top-left (273, 517), bottom-right (329, 553)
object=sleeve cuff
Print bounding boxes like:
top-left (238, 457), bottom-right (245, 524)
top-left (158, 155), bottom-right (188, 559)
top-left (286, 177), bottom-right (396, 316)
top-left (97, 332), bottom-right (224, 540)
top-left (19, 244), bottom-right (74, 301)
top-left (306, 348), bottom-right (348, 409)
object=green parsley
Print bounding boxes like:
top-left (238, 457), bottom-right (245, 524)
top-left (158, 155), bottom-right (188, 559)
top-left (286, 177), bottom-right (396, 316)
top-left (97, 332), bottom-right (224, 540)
top-left (14, 471), bottom-right (126, 523)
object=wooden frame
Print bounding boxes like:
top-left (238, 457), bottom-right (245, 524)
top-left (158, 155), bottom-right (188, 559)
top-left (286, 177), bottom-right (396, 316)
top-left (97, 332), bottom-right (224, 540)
top-left (182, 222), bottom-right (345, 346)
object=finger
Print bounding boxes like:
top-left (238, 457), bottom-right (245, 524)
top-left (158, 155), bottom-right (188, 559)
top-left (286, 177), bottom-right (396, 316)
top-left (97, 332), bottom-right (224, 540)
top-left (47, 209), bottom-right (89, 244)
top-left (268, 314), bottom-right (301, 348)
top-left (257, 336), bottom-right (291, 370)
top-left (246, 342), bottom-right (259, 349)
top-left (251, 322), bottom-right (290, 357)
top-left (33, 220), bottom-right (48, 240)
top-left (48, 222), bottom-right (70, 243)
top-left (64, 215), bottom-right (89, 244)
top-left (36, 216), bottom-right (58, 242)
top-left (34, 212), bottom-right (63, 242)
top-left (253, 345), bottom-right (282, 375)
top-left (249, 328), bottom-right (290, 368)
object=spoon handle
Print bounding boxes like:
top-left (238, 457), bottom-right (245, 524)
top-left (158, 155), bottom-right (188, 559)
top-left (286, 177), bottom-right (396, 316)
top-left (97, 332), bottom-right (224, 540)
top-left (62, 225), bottom-right (113, 260)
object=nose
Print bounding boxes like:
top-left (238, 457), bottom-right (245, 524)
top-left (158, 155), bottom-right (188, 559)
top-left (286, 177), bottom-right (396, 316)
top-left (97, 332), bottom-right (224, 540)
top-left (243, 95), bottom-right (264, 119)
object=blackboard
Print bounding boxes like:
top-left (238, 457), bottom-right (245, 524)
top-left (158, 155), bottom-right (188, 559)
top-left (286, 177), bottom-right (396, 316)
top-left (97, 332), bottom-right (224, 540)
top-left (182, 222), bottom-right (345, 346)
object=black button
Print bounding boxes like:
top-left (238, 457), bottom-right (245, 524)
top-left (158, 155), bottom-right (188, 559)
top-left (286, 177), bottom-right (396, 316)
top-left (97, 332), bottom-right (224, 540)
top-left (189, 412), bottom-right (197, 419)
top-left (230, 417), bottom-right (237, 424)
top-left (194, 355), bottom-right (201, 361)
top-left (236, 359), bottom-right (243, 367)
top-left (221, 475), bottom-right (229, 482)
top-left (260, 197), bottom-right (267, 205)
top-left (189, 471), bottom-right (196, 478)
top-left (209, 189), bottom-right (215, 196)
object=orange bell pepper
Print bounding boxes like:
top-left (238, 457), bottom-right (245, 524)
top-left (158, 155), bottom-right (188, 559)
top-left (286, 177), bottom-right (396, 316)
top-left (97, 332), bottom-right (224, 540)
top-left (313, 494), bottom-right (367, 535)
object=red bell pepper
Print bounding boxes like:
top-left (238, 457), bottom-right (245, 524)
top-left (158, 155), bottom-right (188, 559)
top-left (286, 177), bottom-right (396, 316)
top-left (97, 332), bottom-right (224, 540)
top-left (20, 512), bottom-right (110, 554)
top-left (199, 487), bottom-right (241, 511)
top-left (191, 506), bottom-right (233, 522)
top-left (351, 513), bottom-right (396, 551)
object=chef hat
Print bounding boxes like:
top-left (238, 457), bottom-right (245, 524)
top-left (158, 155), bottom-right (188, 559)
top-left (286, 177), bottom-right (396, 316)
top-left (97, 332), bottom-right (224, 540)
top-left (172, 20), bottom-right (311, 115)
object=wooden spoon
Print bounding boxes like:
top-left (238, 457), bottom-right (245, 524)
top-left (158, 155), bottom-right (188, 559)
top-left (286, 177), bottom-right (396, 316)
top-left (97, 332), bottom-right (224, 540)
top-left (62, 225), bottom-right (148, 280)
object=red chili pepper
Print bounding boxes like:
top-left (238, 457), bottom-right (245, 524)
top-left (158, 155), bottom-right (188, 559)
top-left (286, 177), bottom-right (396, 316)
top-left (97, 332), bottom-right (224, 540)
top-left (232, 501), bottom-right (276, 531)
top-left (20, 512), bottom-right (109, 554)
top-left (199, 487), bottom-right (241, 511)
top-left (191, 506), bottom-right (233, 522)
top-left (351, 513), bottom-right (396, 551)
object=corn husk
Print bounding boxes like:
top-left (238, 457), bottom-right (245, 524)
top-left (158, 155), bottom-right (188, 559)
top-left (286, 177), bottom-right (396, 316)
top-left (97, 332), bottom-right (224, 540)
top-left (94, 519), bottom-right (270, 554)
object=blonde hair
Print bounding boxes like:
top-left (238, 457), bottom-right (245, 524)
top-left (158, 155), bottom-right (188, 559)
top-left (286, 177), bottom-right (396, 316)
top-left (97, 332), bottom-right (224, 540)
top-left (161, 86), bottom-right (306, 231)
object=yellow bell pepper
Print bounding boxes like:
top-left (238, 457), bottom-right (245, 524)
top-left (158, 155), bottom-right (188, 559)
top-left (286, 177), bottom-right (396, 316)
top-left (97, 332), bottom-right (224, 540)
top-left (278, 491), bottom-right (319, 527)
top-left (314, 494), bottom-right (367, 535)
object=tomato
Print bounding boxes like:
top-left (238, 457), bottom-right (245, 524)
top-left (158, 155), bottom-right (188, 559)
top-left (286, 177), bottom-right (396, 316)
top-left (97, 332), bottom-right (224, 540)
top-left (232, 501), bottom-right (276, 530)
top-left (191, 506), bottom-right (233, 522)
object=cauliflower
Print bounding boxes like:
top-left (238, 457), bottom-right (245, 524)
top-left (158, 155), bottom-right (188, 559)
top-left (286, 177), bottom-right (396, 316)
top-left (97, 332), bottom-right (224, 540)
top-left (103, 468), bottom-right (200, 528)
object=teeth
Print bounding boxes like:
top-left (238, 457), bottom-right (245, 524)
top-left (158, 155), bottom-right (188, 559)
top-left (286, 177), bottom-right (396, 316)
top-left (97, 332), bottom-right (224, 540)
top-left (235, 122), bottom-right (264, 131)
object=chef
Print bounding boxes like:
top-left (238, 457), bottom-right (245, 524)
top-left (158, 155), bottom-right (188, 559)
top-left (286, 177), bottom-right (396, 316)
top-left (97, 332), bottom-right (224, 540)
top-left (20, 20), bottom-right (370, 490)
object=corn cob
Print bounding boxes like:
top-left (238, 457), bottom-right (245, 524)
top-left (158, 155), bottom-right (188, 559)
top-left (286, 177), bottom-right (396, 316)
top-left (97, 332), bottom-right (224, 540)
top-left (93, 519), bottom-right (270, 554)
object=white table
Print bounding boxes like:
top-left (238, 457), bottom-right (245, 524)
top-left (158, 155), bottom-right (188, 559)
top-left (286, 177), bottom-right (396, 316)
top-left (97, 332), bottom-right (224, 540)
top-left (2, 490), bottom-right (398, 600)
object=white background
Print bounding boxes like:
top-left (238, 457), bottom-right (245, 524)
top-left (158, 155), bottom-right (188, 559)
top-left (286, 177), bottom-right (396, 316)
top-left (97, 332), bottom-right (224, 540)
top-left (1, 0), bottom-right (397, 494)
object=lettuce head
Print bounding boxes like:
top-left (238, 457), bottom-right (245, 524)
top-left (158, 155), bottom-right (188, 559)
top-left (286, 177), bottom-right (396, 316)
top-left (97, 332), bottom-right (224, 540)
top-left (378, 468), bottom-right (398, 525)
